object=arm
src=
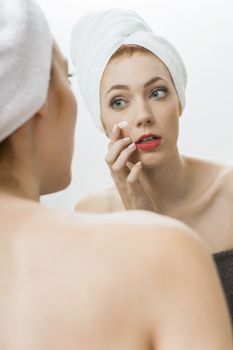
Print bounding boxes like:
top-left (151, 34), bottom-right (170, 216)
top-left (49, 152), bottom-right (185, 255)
top-left (143, 224), bottom-right (233, 349)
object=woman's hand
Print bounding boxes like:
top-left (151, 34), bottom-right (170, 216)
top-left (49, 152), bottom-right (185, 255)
top-left (105, 123), bottom-right (154, 211)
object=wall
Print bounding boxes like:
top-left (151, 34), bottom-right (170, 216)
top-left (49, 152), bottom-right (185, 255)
top-left (37, 0), bottom-right (233, 210)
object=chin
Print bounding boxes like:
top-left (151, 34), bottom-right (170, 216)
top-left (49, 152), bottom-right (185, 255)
top-left (41, 172), bottom-right (72, 195)
top-left (58, 181), bottom-right (71, 192)
top-left (141, 158), bottom-right (163, 168)
top-left (130, 151), bottom-right (164, 168)
top-left (57, 173), bottom-right (72, 191)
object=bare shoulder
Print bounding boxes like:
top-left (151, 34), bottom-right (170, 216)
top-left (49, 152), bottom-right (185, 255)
top-left (1, 200), bottom-right (216, 348)
top-left (184, 155), bottom-right (230, 173)
top-left (13, 202), bottom-right (196, 259)
top-left (15, 204), bottom-right (201, 283)
top-left (219, 164), bottom-right (233, 196)
top-left (70, 209), bottom-right (205, 266)
top-left (75, 184), bottom-right (124, 213)
top-left (209, 161), bottom-right (233, 197)
top-left (185, 155), bottom-right (233, 192)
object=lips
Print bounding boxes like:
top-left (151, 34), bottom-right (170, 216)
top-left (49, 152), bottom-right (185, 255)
top-left (135, 133), bottom-right (161, 144)
top-left (135, 133), bottom-right (162, 151)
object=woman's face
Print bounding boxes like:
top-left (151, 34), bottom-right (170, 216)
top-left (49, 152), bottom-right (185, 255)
top-left (100, 52), bottom-right (181, 167)
top-left (38, 43), bottom-right (77, 194)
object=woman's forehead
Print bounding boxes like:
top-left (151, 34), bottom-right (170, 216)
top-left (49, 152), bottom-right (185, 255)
top-left (101, 52), bottom-right (172, 89)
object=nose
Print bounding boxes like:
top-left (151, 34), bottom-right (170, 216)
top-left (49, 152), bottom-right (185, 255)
top-left (134, 99), bottom-right (154, 128)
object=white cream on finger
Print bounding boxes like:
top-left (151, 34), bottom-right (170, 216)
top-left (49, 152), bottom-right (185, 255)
top-left (118, 121), bottom-right (128, 129)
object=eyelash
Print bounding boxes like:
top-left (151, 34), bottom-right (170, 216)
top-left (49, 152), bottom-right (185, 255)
top-left (110, 87), bottom-right (168, 109)
top-left (110, 97), bottom-right (126, 109)
top-left (149, 87), bottom-right (168, 99)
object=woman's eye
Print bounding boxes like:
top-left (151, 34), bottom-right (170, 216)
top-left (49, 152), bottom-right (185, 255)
top-left (150, 88), bottom-right (168, 100)
top-left (111, 98), bottom-right (127, 109)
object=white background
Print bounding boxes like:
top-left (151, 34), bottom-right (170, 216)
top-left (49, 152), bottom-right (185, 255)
top-left (37, 0), bottom-right (233, 211)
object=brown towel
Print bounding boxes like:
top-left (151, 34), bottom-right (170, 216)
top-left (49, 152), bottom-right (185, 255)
top-left (213, 249), bottom-right (233, 326)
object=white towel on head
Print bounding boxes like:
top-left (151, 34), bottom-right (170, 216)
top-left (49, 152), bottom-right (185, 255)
top-left (71, 8), bottom-right (187, 132)
top-left (0, 0), bottom-right (53, 142)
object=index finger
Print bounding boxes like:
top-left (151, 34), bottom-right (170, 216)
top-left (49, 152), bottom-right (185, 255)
top-left (109, 123), bottom-right (121, 144)
top-left (109, 121), bottom-right (128, 145)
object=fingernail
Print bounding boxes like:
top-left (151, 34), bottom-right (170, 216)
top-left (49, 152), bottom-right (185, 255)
top-left (136, 161), bottom-right (142, 166)
top-left (118, 121), bottom-right (128, 129)
top-left (128, 143), bottom-right (136, 149)
top-left (112, 124), bottom-right (118, 134)
top-left (123, 137), bottom-right (131, 142)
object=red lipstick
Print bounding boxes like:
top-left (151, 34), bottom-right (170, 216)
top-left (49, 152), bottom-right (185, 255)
top-left (136, 133), bottom-right (162, 151)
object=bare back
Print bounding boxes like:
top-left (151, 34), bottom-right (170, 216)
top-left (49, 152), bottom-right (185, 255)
top-left (0, 196), bottom-right (149, 349)
top-left (0, 195), bottom-right (232, 349)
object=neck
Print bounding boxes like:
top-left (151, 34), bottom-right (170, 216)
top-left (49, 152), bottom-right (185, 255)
top-left (0, 164), bottom-right (40, 202)
top-left (139, 149), bottom-right (190, 211)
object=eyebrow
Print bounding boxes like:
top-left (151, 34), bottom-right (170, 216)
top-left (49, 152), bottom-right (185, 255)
top-left (106, 76), bottom-right (167, 95)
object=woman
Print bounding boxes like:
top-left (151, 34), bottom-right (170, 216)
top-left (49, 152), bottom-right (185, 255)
top-left (0, 1), bottom-right (232, 348)
top-left (71, 8), bottom-right (233, 320)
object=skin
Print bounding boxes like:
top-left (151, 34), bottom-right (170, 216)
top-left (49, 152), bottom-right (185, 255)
top-left (0, 43), bottom-right (77, 199)
top-left (0, 43), bottom-right (232, 348)
top-left (75, 51), bottom-right (233, 254)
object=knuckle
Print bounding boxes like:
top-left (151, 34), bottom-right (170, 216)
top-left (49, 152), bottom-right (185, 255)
top-left (105, 155), bottom-right (113, 165)
top-left (112, 139), bottom-right (120, 146)
top-left (104, 155), bottom-right (110, 163)
top-left (111, 163), bottom-right (120, 172)
top-left (127, 175), bottom-right (135, 184)
top-left (108, 141), bottom-right (113, 149)
top-left (118, 139), bottom-right (128, 148)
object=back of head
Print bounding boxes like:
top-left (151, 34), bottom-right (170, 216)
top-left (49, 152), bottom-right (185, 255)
top-left (0, 0), bottom-right (53, 143)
